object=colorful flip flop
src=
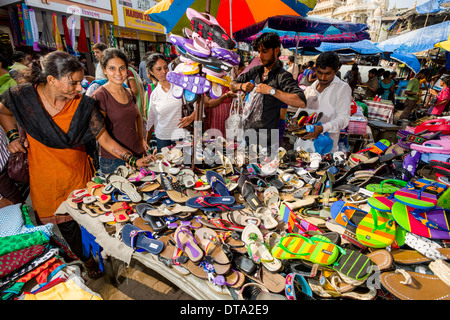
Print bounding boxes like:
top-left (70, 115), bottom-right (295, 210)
top-left (271, 233), bottom-right (342, 266)
top-left (166, 71), bottom-right (211, 95)
top-left (356, 207), bottom-right (396, 248)
top-left (366, 179), bottom-right (408, 194)
top-left (393, 187), bottom-right (438, 210)
top-left (391, 202), bottom-right (450, 240)
top-left (332, 249), bottom-right (373, 281)
top-left (278, 203), bottom-right (322, 235)
top-left (330, 200), bottom-right (368, 230)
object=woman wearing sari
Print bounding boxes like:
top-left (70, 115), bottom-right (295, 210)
top-left (0, 51), bottom-right (153, 278)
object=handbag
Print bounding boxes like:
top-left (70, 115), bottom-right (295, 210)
top-left (225, 94), bottom-right (244, 142)
top-left (7, 127), bottom-right (29, 184)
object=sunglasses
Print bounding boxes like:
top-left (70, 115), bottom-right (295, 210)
top-left (148, 53), bottom-right (165, 61)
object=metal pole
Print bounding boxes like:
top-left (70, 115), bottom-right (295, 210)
top-left (424, 0), bottom-right (434, 28)
top-left (230, 0), bottom-right (233, 37)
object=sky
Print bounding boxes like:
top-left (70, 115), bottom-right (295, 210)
top-left (389, 0), bottom-right (428, 10)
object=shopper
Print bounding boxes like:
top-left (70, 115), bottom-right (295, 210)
top-left (287, 55), bottom-right (299, 81)
top-left (230, 32), bottom-right (306, 153)
top-left (345, 63), bottom-right (361, 92)
top-left (0, 51), bottom-right (154, 278)
top-left (91, 48), bottom-right (146, 174)
top-left (379, 70), bottom-right (395, 100)
top-left (146, 53), bottom-right (194, 152)
top-left (297, 51), bottom-right (352, 153)
top-left (92, 42), bottom-right (107, 80)
top-left (399, 69), bottom-right (429, 120)
top-left (428, 75), bottom-right (450, 116)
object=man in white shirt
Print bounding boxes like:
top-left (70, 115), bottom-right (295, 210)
top-left (92, 42), bottom-right (107, 80)
top-left (296, 51), bottom-right (352, 153)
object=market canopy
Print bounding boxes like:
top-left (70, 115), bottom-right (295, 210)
top-left (376, 21), bottom-right (450, 54)
top-left (389, 52), bottom-right (421, 74)
top-left (233, 14), bottom-right (370, 43)
top-left (416, 0), bottom-right (450, 14)
top-left (317, 40), bottom-right (382, 55)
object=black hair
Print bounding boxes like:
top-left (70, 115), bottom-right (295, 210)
top-left (377, 68), bottom-right (385, 75)
top-left (100, 48), bottom-right (129, 70)
top-left (369, 68), bottom-right (378, 75)
top-left (288, 55), bottom-right (295, 63)
top-left (146, 53), bottom-right (167, 81)
top-left (307, 61), bottom-right (315, 68)
top-left (351, 64), bottom-right (359, 71)
top-left (12, 51), bottom-right (26, 63)
top-left (252, 32), bottom-right (282, 57)
top-left (30, 51), bottom-right (84, 85)
top-left (418, 69), bottom-right (430, 77)
top-left (383, 70), bottom-right (391, 79)
top-left (315, 51), bottom-right (340, 71)
top-left (92, 42), bottom-right (108, 52)
top-left (441, 75), bottom-right (450, 85)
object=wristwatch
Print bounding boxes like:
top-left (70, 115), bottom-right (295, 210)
top-left (269, 87), bottom-right (276, 96)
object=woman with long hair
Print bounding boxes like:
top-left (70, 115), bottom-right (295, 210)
top-left (92, 48), bottom-right (146, 174)
top-left (0, 51), bottom-right (153, 278)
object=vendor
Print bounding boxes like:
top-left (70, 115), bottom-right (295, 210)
top-left (364, 68), bottom-right (379, 99)
top-left (399, 69), bottom-right (429, 120)
top-left (230, 32), bottom-right (306, 154)
top-left (295, 51), bottom-right (352, 153)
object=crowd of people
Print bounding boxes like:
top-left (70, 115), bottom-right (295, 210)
top-left (0, 30), bottom-right (449, 282)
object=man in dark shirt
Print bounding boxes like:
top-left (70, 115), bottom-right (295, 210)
top-left (230, 32), bottom-right (306, 154)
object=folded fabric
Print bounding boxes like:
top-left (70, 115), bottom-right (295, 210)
top-left (0, 204), bottom-right (53, 239)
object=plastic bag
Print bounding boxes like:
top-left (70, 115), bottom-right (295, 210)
top-left (242, 88), bottom-right (264, 130)
top-left (225, 94), bottom-right (244, 142)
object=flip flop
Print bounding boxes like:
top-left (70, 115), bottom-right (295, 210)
top-left (393, 187), bottom-right (438, 210)
top-left (271, 233), bottom-right (342, 266)
top-left (166, 71), bottom-right (211, 95)
top-left (244, 265), bottom-right (286, 293)
top-left (332, 249), bottom-right (373, 282)
top-left (241, 223), bottom-right (264, 246)
top-left (185, 195), bottom-right (241, 212)
top-left (356, 207), bottom-right (396, 248)
top-left (221, 210), bottom-right (261, 228)
top-left (121, 224), bottom-right (164, 254)
top-left (210, 47), bottom-right (240, 65)
top-left (254, 207), bottom-right (278, 230)
top-left (206, 170), bottom-right (229, 196)
top-left (238, 175), bottom-right (263, 211)
top-left (285, 273), bottom-right (314, 300)
top-left (135, 203), bottom-right (166, 232)
top-left (158, 172), bottom-right (189, 203)
top-left (174, 225), bottom-right (204, 263)
top-left (391, 202), bottom-right (450, 240)
top-left (330, 200), bottom-right (368, 230)
top-left (110, 202), bottom-right (132, 223)
top-left (86, 182), bottom-right (111, 204)
top-left (194, 227), bottom-right (231, 275)
top-left (380, 270), bottom-right (450, 300)
top-left (366, 179), bottom-right (408, 194)
top-left (411, 139), bottom-right (450, 154)
top-left (247, 241), bottom-right (282, 272)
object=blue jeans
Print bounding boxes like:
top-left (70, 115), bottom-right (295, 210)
top-left (99, 153), bottom-right (143, 175)
top-left (156, 138), bottom-right (180, 153)
top-left (99, 157), bottom-right (126, 175)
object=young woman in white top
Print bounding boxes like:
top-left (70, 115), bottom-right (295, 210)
top-left (145, 54), bottom-right (195, 152)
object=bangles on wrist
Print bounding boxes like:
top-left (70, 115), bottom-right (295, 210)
top-left (6, 129), bottom-right (19, 142)
top-left (122, 152), bottom-right (139, 168)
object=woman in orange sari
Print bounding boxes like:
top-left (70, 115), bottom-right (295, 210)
top-left (0, 51), bottom-right (153, 278)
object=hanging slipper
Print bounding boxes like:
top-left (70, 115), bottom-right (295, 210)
top-left (121, 224), bottom-right (164, 254)
top-left (174, 225), bottom-right (204, 263)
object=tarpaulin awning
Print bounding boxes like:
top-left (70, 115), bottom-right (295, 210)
top-left (390, 52), bottom-right (421, 74)
top-left (317, 39), bottom-right (382, 55)
top-left (416, 0), bottom-right (450, 14)
top-left (233, 14), bottom-right (369, 42)
top-left (376, 21), bottom-right (450, 54)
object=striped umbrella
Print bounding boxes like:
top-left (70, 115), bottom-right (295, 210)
top-left (144, 0), bottom-right (316, 36)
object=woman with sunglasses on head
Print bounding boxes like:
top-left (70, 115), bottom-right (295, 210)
top-left (145, 53), bottom-right (195, 152)
top-left (91, 48), bottom-right (147, 174)
top-left (0, 51), bottom-right (154, 279)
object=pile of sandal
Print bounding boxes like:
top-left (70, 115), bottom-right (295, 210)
top-left (65, 116), bottom-right (450, 300)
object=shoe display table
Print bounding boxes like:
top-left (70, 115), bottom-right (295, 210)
top-left (57, 201), bottom-right (233, 300)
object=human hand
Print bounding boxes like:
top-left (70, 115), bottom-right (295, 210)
top-left (136, 154), bottom-right (156, 168)
top-left (301, 125), bottom-right (324, 140)
top-left (255, 83), bottom-right (272, 95)
top-left (242, 82), bottom-right (255, 92)
top-left (178, 114), bottom-right (194, 128)
top-left (7, 139), bottom-right (27, 153)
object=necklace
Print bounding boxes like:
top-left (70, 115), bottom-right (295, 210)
top-left (41, 86), bottom-right (63, 112)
